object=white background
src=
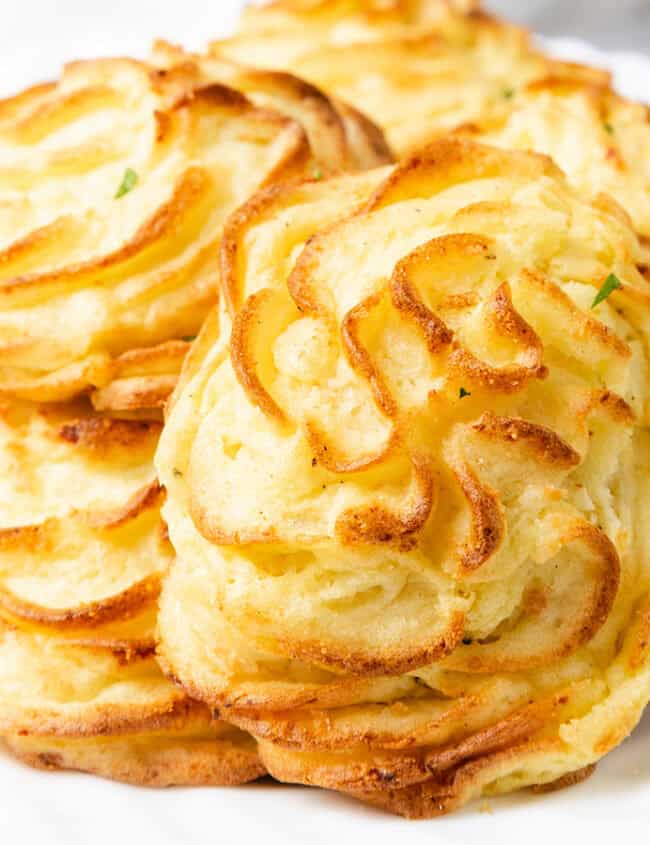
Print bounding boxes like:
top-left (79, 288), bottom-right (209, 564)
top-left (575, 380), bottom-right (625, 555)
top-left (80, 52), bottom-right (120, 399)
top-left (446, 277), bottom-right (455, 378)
top-left (3, 1), bottom-right (650, 101)
top-left (1, 1), bottom-right (650, 842)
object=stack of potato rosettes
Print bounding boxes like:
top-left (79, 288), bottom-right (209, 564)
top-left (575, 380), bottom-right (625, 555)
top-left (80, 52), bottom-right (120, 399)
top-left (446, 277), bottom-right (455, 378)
top-left (0, 41), bottom-right (388, 785)
top-left (0, 400), bottom-right (265, 784)
top-left (2, 0), bottom-right (650, 820)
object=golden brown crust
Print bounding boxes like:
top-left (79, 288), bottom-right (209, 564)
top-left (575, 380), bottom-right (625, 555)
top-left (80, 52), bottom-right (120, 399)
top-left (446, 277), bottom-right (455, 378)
top-left (6, 730), bottom-right (266, 787)
top-left (471, 413), bottom-right (580, 468)
top-left (334, 99), bottom-right (394, 167)
top-left (0, 477), bottom-right (169, 631)
top-left (363, 137), bottom-right (559, 212)
top-left (0, 574), bottom-right (161, 631)
top-left (230, 289), bottom-right (290, 424)
top-left (253, 690), bottom-right (571, 796)
top-left (452, 463), bottom-right (505, 573)
top-left (341, 292), bottom-right (400, 418)
top-left (345, 740), bottom-right (563, 818)
top-left (87, 480), bottom-right (164, 529)
top-left (222, 681), bottom-right (482, 752)
top-left (335, 454), bottom-right (435, 550)
top-left (530, 763), bottom-right (596, 794)
top-left (0, 631), bottom-right (194, 738)
top-left (58, 416), bottom-right (162, 453)
top-left (89, 341), bottom-right (191, 414)
top-left (279, 610), bottom-right (465, 677)
top-left (220, 183), bottom-right (295, 314)
top-left (302, 418), bottom-right (398, 475)
top-left (91, 376), bottom-right (180, 413)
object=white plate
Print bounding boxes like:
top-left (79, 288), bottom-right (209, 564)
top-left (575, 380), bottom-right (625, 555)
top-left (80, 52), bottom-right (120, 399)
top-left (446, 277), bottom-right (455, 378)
top-left (1, 3), bottom-right (649, 842)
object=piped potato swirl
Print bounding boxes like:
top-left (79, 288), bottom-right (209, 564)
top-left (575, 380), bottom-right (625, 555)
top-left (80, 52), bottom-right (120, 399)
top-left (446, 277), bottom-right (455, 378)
top-left (0, 52), bottom-right (386, 408)
top-left (157, 137), bottom-right (650, 816)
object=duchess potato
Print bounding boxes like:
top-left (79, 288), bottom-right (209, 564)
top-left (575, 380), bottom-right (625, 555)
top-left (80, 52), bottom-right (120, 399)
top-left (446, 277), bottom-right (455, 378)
top-left (0, 50), bottom-right (384, 407)
top-left (157, 137), bottom-right (650, 816)
top-left (215, 0), bottom-right (650, 241)
top-left (0, 400), bottom-right (264, 786)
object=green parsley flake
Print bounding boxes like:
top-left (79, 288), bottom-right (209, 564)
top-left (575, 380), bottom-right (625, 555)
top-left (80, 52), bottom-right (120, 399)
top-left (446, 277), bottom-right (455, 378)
top-left (182, 335), bottom-right (196, 342)
top-left (312, 168), bottom-right (323, 181)
top-left (603, 122), bottom-right (614, 135)
top-left (115, 167), bottom-right (138, 199)
top-left (502, 87), bottom-right (515, 100)
top-left (591, 273), bottom-right (622, 309)
top-left (459, 387), bottom-right (471, 399)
